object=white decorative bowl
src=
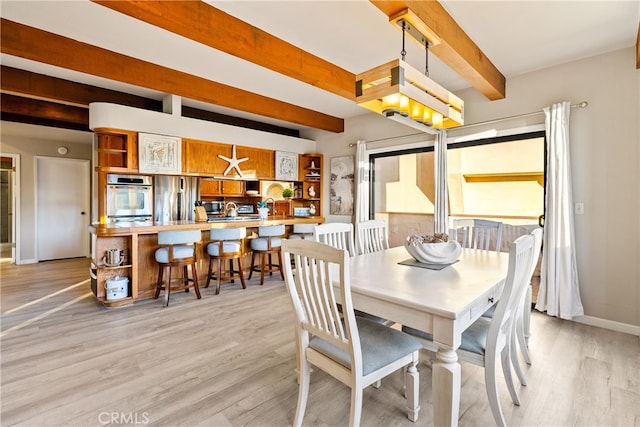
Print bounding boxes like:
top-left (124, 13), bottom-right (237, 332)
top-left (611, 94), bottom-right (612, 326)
top-left (404, 240), bottom-right (462, 264)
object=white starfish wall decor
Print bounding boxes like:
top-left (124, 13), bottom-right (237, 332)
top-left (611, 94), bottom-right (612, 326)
top-left (217, 145), bottom-right (249, 177)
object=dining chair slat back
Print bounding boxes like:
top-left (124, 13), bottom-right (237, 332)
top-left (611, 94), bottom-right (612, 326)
top-left (315, 221), bottom-right (390, 325)
top-left (356, 220), bottom-right (389, 255)
top-left (281, 239), bottom-right (421, 426)
top-left (313, 222), bottom-right (356, 257)
top-left (518, 227), bottom-right (544, 360)
top-left (453, 218), bottom-right (504, 252)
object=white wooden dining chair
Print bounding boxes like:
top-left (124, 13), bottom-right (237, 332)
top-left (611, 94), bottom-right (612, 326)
top-left (480, 226), bottom-right (543, 388)
top-left (517, 227), bottom-right (543, 363)
top-left (452, 218), bottom-right (504, 252)
top-left (402, 233), bottom-right (535, 427)
top-left (313, 222), bottom-right (356, 257)
top-left (356, 220), bottom-right (389, 255)
top-left (315, 222), bottom-right (390, 325)
top-left (281, 239), bottom-right (421, 426)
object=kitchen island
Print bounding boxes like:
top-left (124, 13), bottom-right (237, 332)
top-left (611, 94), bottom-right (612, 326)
top-left (89, 216), bottom-right (323, 306)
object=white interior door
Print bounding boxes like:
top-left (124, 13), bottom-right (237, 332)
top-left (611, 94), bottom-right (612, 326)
top-left (36, 157), bottom-right (90, 261)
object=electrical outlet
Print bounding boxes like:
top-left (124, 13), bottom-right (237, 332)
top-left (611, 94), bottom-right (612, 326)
top-left (575, 202), bottom-right (584, 215)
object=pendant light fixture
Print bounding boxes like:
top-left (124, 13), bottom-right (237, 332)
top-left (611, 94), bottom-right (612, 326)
top-left (355, 9), bottom-right (464, 133)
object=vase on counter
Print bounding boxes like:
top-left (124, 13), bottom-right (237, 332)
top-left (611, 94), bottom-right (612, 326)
top-left (258, 207), bottom-right (269, 220)
top-left (308, 186), bottom-right (316, 198)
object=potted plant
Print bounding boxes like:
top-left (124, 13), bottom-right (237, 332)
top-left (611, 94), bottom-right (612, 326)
top-left (282, 187), bottom-right (293, 199)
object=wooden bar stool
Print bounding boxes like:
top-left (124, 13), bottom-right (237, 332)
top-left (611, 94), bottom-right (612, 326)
top-left (205, 227), bottom-right (247, 294)
top-left (249, 224), bottom-right (285, 285)
top-left (154, 229), bottom-right (202, 306)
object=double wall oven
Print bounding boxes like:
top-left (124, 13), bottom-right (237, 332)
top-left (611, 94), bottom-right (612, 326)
top-left (106, 174), bottom-right (153, 222)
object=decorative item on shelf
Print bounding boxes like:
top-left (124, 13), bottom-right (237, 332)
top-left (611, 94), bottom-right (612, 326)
top-left (105, 276), bottom-right (129, 300)
top-left (404, 233), bottom-right (461, 265)
top-left (305, 171), bottom-right (321, 180)
top-left (309, 203), bottom-right (317, 216)
top-left (310, 160), bottom-right (316, 169)
top-left (308, 186), bottom-right (316, 198)
top-left (294, 184), bottom-right (303, 199)
top-left (354, 10), bottom-right (463, 133)
top-left (103, 248), bottom-right (124, 267)
top-left (282, 188), bottom-right (293, 199)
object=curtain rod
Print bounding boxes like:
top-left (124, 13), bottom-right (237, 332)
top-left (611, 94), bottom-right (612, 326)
top-left (349, 101), bottom-right (588, 146)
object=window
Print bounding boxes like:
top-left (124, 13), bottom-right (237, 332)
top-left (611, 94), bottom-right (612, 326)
top-left (370, 131), bottom-right (545, 248)
top-left (447, 131), bottom-right (545, 225)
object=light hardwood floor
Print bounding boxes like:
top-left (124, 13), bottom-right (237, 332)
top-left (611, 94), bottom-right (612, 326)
top-left (1, 258), bottom-right (638, 426)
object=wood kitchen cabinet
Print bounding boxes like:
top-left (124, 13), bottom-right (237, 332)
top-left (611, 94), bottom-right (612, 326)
top-left (200, 180), bottom-right (244, 197)
top-left (182, 138), bottom-right (275, 179)
top-left (94, 128), bottom-right (138, 172)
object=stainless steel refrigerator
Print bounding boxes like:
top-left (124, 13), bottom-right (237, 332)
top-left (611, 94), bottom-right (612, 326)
top-left (153, 175), bottom-right (199, 223)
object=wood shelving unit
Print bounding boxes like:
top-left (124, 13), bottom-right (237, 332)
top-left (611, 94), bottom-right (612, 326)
top-left (292, 153), bottom-right (323, 218)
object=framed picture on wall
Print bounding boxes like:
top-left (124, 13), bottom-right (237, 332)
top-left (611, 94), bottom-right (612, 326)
top-left (138, 133), bottom-right (182, 174)
top-left (275, 151), bottom-right (298, 181)
top-left (330, 155), bottom-right (355, 215)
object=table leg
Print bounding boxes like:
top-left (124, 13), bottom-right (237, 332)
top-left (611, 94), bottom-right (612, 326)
top-left (433, 348), bottom-right (461, 427)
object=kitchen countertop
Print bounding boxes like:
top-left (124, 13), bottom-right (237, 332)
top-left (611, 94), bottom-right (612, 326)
top-left (89, 216), bottom-right (324, 237)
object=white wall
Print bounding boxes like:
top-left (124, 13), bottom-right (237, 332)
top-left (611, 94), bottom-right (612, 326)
top-left (317, 47), bottom-right (639, 330)
top-left (0, 127), bottom-right (93, 263)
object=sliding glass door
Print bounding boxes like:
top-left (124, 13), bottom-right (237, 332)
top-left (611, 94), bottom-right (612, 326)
top-left (370, 130), bottom-right (545, 249)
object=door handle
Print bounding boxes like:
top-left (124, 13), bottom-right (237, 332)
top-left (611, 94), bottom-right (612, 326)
top-left (81, 211), bottom-right (86, 215)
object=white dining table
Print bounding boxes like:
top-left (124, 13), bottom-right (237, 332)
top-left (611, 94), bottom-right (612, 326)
top-left (347, 246), bottom-right (510, 426)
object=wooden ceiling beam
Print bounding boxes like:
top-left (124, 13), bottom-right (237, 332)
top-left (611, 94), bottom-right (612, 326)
top-left (1, 66), bottom-right (300, 137)
top-left (0, 18), bottom-right (344, 133)
top-left (1, 66), bottom-right (162, 110)
top-left (1, 93), bottom-right (89, 131)
top-left (92, 0), bottom-right (355, 101)
top-left (370, 0), bottom-right (506, 100)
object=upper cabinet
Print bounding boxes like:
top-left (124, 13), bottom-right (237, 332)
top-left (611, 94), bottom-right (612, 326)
top-left (94, 128), bottom-right (138, 172)
top-left (200, 180), bottom-right (244, 197)
top-left (182, 138), bottom-right (275, 179)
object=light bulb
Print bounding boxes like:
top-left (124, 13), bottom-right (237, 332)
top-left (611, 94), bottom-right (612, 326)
top-left (423, 108), bottom-right (433, 125)
top-left (381, 94), bottom-right (401, 114)
top-left (409, 100), bottom-right (424, 121)
top-left (399, 95), bottom-right (410, 116)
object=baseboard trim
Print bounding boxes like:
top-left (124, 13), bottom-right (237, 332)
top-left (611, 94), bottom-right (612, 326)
top-left (16, 258), bottom-right (37, 265)
top-left (573, 315), bottom-right (640, 337)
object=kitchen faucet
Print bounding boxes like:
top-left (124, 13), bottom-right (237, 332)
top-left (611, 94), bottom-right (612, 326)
top-left (264, 198), bottom-right (276, 215)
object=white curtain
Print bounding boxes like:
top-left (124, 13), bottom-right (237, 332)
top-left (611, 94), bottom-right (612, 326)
top-left (354, 140), bottom-right (369, 253)
top-left (535, 101), bottom-right (584, 320)
top-left (354, 140), bottom-right (369, 222)
top-left (434, 130), bottom-right (449, 234)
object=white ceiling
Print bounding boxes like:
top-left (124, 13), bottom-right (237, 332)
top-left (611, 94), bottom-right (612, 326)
top-left (1, 0), bottom-right (638, 139)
